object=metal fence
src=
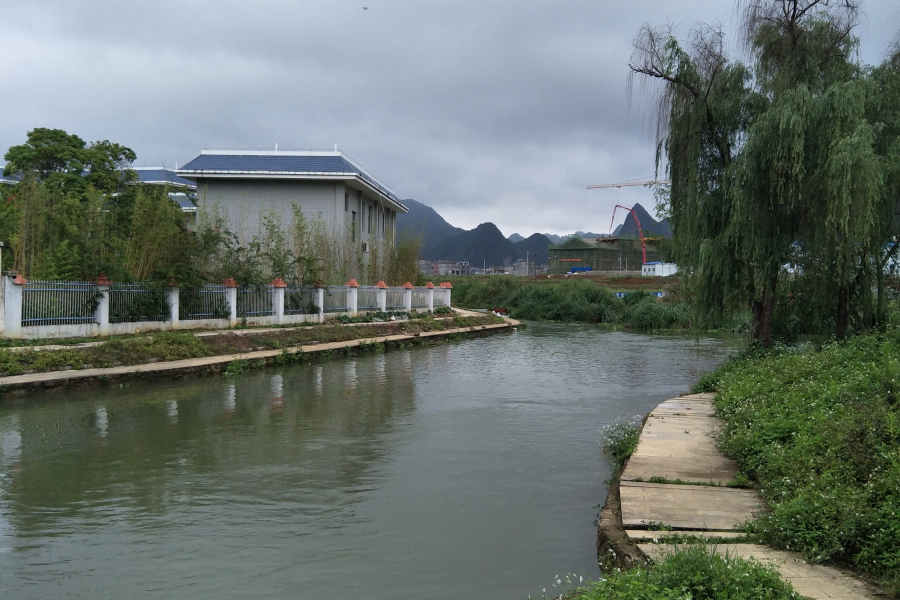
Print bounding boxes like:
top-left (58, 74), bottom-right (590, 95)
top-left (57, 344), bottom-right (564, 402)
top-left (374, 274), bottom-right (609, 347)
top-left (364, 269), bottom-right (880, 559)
top-left (237, 287), bottom-right (274, 318)
top-left (179, 286), bottom-right (230, 320)
top-left (22, 281), bottom-right (98, 327)
top-left (323, 288), bottom-right (348, 313)
top-left (109, 284), bottom-right (169, 323)
top-left (411, 289), bottom-right (428, 309)
top-left (386, 289), bottom-right (405, 310)
top-left (433, 289), bottom-right (449, 307)
top-left (285, 287), bottom-right (318, 315)
top-left (357, 287), bottom-right (380, 311)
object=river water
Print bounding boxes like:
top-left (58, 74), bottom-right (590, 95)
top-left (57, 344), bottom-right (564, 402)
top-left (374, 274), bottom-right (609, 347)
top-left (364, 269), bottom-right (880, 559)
top-left (0, 324), bottom-right (737, 599)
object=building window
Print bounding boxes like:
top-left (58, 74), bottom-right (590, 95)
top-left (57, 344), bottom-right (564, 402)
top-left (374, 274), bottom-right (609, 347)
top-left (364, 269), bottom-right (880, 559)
top-left (367, 205), bottom-right (372, 234)
top-left (344, 193), bottom-right (349, 212)
top-left (351, 211), bottom-right (357, 242)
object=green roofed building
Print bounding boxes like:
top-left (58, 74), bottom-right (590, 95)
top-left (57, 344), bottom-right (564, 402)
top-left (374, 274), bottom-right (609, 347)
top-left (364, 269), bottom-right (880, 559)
top-left (548, 236), bottom-right (665, 274)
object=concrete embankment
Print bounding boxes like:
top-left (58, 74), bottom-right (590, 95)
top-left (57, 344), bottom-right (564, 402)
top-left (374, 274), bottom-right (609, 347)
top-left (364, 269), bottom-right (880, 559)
top-left (0, 318), bottom-right (519, 396)
top-left (598, 394), bottom-right (875, 600)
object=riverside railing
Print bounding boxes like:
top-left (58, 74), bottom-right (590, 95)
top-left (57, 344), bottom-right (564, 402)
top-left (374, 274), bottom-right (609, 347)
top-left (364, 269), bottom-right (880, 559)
top-left (237, 287), bottom-right (274, 318)
top-left (357, 287), bottom-right (380, 312)
top-left (1, 274), bottom-right (452, 340)
top-left (22, 280), bottom-right (98, 327)
top-left (109, 284), bottom-right (169, 323)
top-left (285, 287), bottom-right (318, 315)
top-left (179, 285), bottom-right (230, 321)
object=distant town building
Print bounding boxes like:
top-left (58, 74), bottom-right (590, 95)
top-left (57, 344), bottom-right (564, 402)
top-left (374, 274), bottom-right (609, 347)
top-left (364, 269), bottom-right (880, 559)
top-left (642, 262), bottom-right (678, 277)
top-left (176, 150), bottom-right (408, 248)
top-left (432, 261), bottom-right (470, 276)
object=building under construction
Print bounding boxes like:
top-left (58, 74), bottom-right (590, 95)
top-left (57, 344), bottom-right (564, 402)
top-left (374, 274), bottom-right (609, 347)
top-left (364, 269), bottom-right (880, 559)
top-left (548, 236), bottom-right (665, 274)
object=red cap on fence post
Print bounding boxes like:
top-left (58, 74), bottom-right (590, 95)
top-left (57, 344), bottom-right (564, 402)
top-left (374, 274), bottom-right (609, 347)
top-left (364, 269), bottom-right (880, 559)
top-left (347, 279), bottom-right (360, 288)
top-left (271, 277), bottom-right (287, 288)
top-left (223, 278), bottom-right (238, 288)
top-left (439, 282), bottom-right (453, 289)
top-left (95, 273), bottom-right (111, 285)
top-left (376, 280), bottom-right (387, 289)
top-left (12, 273), bottom-right (27, 285)
top-left (403, 281), bottom-right (413, 289)
top-left (425, 281), bottom-right (435, 289)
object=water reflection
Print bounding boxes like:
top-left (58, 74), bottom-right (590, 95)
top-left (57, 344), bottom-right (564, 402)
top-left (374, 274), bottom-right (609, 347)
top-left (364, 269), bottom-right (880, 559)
top-left (0, 325), bottom-right (737, 600)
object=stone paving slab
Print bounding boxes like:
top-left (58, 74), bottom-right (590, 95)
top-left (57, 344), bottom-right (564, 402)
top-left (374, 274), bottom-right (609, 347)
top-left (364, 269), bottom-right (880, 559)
top-left (625, 530), bottom-right (746, 541)
top-left (622, 397), bottom-right (739, 483)
top-left (619, 481), bottom-right (761, 530)
top-left (638, 544), bottom-right (874, 600)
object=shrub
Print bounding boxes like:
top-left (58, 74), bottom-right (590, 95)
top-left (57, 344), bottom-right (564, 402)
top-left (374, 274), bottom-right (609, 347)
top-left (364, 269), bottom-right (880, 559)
top-left (700, 330), bottom-right (900, 593)
top-left (568, 545), bottom-right (798, 599)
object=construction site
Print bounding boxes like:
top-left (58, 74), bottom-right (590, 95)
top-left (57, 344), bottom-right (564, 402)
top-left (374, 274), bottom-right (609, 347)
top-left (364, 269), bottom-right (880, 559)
top-left (548, 236), bottom-right (666, 274)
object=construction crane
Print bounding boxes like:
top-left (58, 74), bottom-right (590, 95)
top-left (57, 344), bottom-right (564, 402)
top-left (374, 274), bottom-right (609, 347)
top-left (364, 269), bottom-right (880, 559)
top-left (609, 204), bottom-right (648, 264)
top-left (586, 179), bottom-right (669, 189)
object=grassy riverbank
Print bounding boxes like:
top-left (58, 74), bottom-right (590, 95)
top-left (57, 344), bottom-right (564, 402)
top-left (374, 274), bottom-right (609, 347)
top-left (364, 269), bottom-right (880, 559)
top-left (563, 545), bottom-right (798, 599)
top-left (0, 313), bottom-right (502, 378)
top-left (449, 276), bottom-right (749, 332)
top-left (695, 331), bottom-right (900, 596)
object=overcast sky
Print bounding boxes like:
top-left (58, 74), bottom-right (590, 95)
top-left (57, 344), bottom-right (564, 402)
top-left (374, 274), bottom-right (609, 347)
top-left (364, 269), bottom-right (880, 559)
top-left (2, 1), bottom-right (897, 236)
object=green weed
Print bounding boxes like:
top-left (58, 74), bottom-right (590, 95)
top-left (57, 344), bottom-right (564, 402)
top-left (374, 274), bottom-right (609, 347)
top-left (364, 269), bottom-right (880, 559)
top-left (600, 415), bottom-right (642, 479)
top-left (698, 330), bottom-right (900, 594)
top-left (564, 545), bottom-right (798, 599)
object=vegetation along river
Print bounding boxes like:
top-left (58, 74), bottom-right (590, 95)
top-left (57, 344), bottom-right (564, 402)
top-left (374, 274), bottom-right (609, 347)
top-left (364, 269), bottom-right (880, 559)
top-left (0, 324), bottom-right (738, 599)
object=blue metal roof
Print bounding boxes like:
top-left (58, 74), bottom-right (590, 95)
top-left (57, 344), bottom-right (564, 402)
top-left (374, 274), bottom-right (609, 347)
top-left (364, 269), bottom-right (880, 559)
top-left (177, 151), bottom-right (405, 210)
top-left (133, 167), bottom-right (196, 189)
top-left (168, 193), bottom-right (197, 212)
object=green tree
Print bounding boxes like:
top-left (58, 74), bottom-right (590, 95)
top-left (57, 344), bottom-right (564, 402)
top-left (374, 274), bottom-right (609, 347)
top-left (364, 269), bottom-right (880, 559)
top-left (3, 128), bottom-right (136, 195)
top-left (631, 0), bottom-right (895, 343)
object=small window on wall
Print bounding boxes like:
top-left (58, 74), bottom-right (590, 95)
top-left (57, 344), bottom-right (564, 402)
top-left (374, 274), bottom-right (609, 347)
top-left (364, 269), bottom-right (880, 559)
top-left (367, 205), bottom-right (372, 234)
top-left (351, 211), bottom-right (357, 242)
top-left (344, 193), bottom-right (349, 212)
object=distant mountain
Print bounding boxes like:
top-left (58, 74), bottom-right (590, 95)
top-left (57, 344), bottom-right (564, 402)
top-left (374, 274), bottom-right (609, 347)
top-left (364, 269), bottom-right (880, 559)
top-left (514, 233), bottom-right (552, 263)
top-left (542, 233), bottom-right (563, 244)
top-left (432, 222), bottom-right (519, 267)
top-left (508, 233), bottom-right (526, 243)
top-left (397, 199), bottom-right (465, 258)
top-left (614, 203), bottom-right (671, 238)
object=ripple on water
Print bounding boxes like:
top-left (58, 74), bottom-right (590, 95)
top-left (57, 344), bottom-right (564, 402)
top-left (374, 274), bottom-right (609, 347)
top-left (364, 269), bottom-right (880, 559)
top-left (0, 323), bottom-right (739, 599)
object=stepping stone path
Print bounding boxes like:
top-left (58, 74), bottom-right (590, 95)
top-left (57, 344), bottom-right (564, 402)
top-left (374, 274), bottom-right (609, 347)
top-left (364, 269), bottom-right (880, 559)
top-left (620, 393), bottom-right (874, 600)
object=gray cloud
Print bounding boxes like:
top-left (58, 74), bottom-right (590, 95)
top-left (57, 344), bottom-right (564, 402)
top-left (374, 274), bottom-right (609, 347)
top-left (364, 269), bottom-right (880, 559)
top-left (1, 0), bottom-right (897, 234)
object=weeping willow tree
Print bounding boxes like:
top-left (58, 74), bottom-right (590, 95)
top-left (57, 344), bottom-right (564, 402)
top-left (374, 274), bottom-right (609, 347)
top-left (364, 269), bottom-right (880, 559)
top-left (631, 0), bottom-right (896, 343)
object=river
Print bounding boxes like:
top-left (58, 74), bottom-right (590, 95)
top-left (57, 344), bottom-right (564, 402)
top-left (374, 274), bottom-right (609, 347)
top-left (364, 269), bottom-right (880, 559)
top-left (0, 323), bottom-right (737, 599)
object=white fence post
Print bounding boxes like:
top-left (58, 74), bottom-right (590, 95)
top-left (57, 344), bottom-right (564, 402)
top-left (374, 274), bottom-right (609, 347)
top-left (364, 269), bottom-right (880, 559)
top-left (272, 278), bottom-right (286, 325)
top-left (377, 281), bottom-right (387, 312)
top-left (168, 286), bottom-right (180, 330)
top-left (317, 287), bottom-right (325, 323)
top-left (3, 273), bottom-right (25, 339)
top-left (95, 274), bottom-right (111, 337)
top-left (224, 278), bottom-right (238, 327)
top-left (403, 282), bottom-right (413, 312)
top-left (426, 282), bottom-right (434, 312)
top-left (439, 282), bottom-right (452, 308)
top-left (347, 279), bottom-right (359, 316)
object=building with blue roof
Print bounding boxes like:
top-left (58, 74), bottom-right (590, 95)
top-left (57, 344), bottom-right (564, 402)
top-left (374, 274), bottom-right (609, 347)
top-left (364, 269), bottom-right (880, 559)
top-left (176, 149), bottom-right (408, 250)
top-left (132, 167), bottom-right (196, 191)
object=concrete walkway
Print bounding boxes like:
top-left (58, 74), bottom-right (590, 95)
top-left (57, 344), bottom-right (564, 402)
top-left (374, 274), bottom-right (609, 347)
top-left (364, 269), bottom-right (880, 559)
top-left (0, 319), bottom-right (517, 394)
top-left (620, 393), bottom-right (874, 600)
